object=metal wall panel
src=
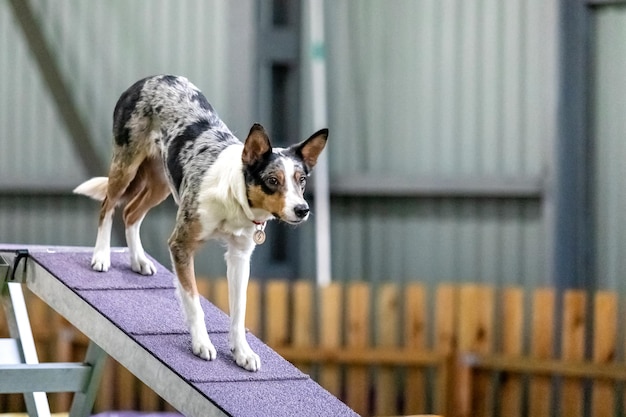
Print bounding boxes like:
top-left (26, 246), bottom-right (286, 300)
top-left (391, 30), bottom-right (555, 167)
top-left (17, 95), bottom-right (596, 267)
top-left (324, 0), bottom-right (558, 178)
top-left (1, 0), bottom-right (561, 286)
top-left (592, 5), bottom-right (626, 291)
top-left (0, 2), bottom-right (85, 187)
top-left (311, 0), bottom-right (559, 285)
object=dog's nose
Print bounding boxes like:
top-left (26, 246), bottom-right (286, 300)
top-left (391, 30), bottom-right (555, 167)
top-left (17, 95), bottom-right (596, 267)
top-left (294, 204), bottom-right (310, 219)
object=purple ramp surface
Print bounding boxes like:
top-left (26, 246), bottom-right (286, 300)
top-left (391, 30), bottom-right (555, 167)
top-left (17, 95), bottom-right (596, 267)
top-left (134, 332), bottom-right (307, 383)
top-left (5, 246), bottom-right (358, 417)
top-left (197, 379), bottom-right (359, 417)
top-left (78, 289), bottom-right (230, 335)
top-left (32, 250), bottom-right (175, 290)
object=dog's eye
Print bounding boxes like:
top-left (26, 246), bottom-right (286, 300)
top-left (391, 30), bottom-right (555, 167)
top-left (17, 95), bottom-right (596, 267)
top-left (298, 176), bottom-right (306, 187)
top-left (266, 176), bottom-right (279, 186)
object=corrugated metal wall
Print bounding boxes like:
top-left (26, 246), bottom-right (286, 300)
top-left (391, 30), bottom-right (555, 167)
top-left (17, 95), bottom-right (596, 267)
top-left (0, 0), bottom-right (255, 276)
top-left (1, 0), bottom-right (569, 287)
top-left (592, 4), bottom-right (626, 291)
top-left (302, 0), bottom-right (559, 285)
top-left (323, 0), bottom-right (556, 178)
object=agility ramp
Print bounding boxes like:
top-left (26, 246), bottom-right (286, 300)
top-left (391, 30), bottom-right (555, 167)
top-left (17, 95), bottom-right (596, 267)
top-left (0, 245), bottom-right (357, 417)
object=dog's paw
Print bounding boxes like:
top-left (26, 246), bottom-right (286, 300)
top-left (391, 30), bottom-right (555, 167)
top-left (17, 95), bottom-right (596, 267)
top-left (131, 255), bottom-right (156, 276)
top-left (91, 252), bottom-right (110, 272)
top-left (192, 339), bottom-right (217, 361)
top-left (232, 345), bottom-right (261, 372)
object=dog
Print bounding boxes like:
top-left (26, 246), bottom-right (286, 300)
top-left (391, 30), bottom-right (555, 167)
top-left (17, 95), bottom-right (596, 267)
top-left (74, 75), bottom-right (328, 371)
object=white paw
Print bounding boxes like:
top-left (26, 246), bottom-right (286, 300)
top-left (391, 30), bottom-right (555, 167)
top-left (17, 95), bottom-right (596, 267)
top-left (232, 345), bottom-right (261, 372)
top-left (131, 255), bottom-right (156, 275)
top-left (91, 251), bottom-right (110, 272)
top-left (192, 337), bottom-right (217, 361)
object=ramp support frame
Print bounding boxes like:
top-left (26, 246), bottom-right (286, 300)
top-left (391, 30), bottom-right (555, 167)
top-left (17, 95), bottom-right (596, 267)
top-left (0, 251), bottom-right (107, 417)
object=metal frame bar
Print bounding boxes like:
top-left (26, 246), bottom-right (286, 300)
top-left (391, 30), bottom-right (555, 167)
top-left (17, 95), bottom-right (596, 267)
top-left (0, 363), bottom-right (93, 393)
top-left (329, 175), bottom-right (544, 199)
top-left (1, 253), bottom-right (108, 417)
top-left (1, 280), bottom-right (52, 416)
top-left (587, 0), bottom-right (626, 5)
top-left (68, 342), bottom-right (108, 417)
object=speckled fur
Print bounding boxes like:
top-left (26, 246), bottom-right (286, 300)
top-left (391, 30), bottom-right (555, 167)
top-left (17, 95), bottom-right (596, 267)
top-left (74, 75), bottom-right (328, 372)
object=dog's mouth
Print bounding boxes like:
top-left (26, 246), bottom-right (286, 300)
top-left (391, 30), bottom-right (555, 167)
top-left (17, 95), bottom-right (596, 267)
top-left (283, 218), bottom-right (305, 226)
top-left (276, 214), bottom-right (307, 226)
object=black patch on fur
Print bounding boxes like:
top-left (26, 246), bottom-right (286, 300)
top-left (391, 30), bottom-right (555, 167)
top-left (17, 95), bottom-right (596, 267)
top-left (213, 130), bottom-right (234, 143)
top-left (167, 119), bottom-right (211, 192)
top-left (162, 75), bottom-right (179, 85)
top-left (282, 148), bottom-right (310, 175)
top-left (191, 91), bottom-right (213, 112)
top-left (243, 153), bottom-right (281, 195)
top-left (113, 77), bottom-right (149, 146)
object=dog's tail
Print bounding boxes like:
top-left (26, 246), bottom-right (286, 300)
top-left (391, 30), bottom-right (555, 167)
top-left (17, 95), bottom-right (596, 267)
top-left (73, 177), bottom-right (108, 201)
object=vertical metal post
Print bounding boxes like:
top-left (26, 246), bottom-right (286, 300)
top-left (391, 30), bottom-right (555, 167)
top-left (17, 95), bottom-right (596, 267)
top-left (304, 0), bottom-right (332, 287)
top-left (553, 0), bottom-right (593, 290)
top-left (554, 3), bottom-right (594, 415)
top-left (68, 342), bottom-right (107, 417)
top-left (255, 0), bottom-right (303, 278)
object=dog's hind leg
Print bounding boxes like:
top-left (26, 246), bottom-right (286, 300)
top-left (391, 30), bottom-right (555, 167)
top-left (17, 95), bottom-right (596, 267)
top-left (92, 199), bottom-right (115, 272)
top-left (123, 157), bottom-right (171, 275)
top-left (124, 210), bottom-right (153, 275)
top-left (91, 150), bottom-right (144, 272)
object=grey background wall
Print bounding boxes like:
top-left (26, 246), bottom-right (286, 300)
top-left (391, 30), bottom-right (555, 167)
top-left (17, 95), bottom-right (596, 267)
top-left (1, 0), bottom-right (624, 292)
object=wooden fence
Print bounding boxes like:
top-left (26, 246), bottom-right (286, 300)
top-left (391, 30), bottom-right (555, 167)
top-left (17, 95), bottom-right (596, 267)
top-left (3, 279), bottom-right (626, 417)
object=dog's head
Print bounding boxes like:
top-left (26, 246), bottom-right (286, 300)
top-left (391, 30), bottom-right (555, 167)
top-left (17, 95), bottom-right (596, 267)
top-left (242, 123), bottom-right (328, 225)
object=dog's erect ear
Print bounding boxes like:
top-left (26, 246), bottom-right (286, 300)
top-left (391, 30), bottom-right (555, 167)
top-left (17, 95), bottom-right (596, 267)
top-left (290, 128), bottom-right (328, 172)
top-left (242, 123), bottom-right (272, 166)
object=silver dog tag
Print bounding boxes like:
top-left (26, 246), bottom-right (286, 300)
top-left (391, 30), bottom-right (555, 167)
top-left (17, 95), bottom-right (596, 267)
top-left (253, 221), bottom-right (267, 245)
top-left (253, 229), bottom-right (266, 245)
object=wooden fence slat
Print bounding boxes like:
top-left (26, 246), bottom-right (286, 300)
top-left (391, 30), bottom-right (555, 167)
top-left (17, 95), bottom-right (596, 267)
top-left (52, 321), bottom-right (73, 412)
top-left (435, 284), bottom-right (457, 417)
top-left (292, 281), bottom-right (313, 375)
top-left (346, 282), bottom-right (370, 416)
top-left (375, 283), bottom-right (400, 416)
top-left (499, 287), bottom-right (524, 417)
top-left (116, 361), bottom-right (137, 410)
top-left (139, 380), bottom-right (160, 411)
top-left (245, 280), bottom-right (261, 335)
top-left (319, 283), bottom-right (342, 398)
top-left (211, 278), bottom-right (230, 314)
top-left (457, 284), bottom-right (494, 417)
top-left (94, 356), bottom-right (114, 412)
top-left (196, 279), bottom-right (210, 299)
top-left (265, 280), bottom-right (289, 347)
top-left (561, 290), bottom-right (587, 417)
top-left (528, 288), bottom-right (555, 417)
top-left (592, 291), bottom-right (617, 417)
top-left (404, 283), bottom-right (427, 415)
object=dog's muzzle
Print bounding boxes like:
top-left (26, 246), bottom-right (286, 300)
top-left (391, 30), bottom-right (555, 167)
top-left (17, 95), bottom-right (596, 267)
top-left (294, 204), bottom-right (310, 220)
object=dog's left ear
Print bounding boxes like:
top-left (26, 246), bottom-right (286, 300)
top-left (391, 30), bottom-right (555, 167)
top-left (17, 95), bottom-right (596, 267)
top-left (290, 128), bottom-right (329, 172)
top-left (242, 123), bottom-right (272, 166)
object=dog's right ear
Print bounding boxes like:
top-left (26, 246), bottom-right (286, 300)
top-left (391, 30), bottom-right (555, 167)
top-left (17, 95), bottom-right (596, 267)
top-left (242, 123), bottom-right (272, 166)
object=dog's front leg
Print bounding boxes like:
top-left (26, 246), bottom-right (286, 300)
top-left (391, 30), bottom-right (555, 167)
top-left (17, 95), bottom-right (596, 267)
top-left (169, 227), bottom-right (216, 361)
top-left (225, 238), bottom-right (260, 371)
